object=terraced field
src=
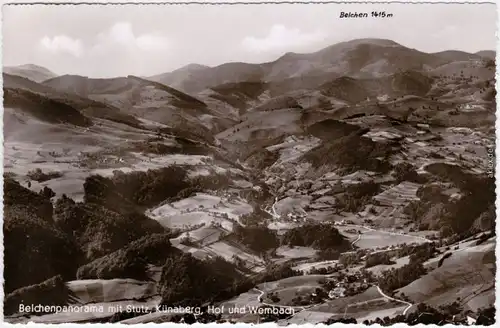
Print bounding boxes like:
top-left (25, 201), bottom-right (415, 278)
top-left (373, 181), bottom-right (420, 207)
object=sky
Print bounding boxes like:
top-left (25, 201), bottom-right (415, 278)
top-left (2, 3), bottom-right (497, 78)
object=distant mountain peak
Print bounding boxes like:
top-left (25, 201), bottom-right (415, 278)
top-left (312, 38), bottom-right (403, 58)
top-left (282, 51), bottom-right (299, 58)
top-left (6, 63), bottom-right (56, 75)
top-left (335, 38), bottom-right (402, 49)
top-left (17, 63), bottom-right (50, 70)
top-left (174, 63), bottom-right (210, 73)
top-left (275, 51), bottom-right (304, 62)
top-left (346, 38), bottom-right (400, 45)
top-left (474, 50), bottom-right (495, 60)
top-left (3, 64), bottom-right (57, 83)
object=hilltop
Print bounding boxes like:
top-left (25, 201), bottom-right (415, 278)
top-left (475, 50), bottom-right (496, 59)
top-left (149, 63), bottom-right (211, 91)
top-left (150, 38), bottom-right (451, 93)
top-left (4, 64), bottom-right (57, 83)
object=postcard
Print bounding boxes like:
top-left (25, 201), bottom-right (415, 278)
top-left (2, 2), bottom-right (496, 325)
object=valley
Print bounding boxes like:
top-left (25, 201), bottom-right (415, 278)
top-left (3, 37), bottom-right (496, 325)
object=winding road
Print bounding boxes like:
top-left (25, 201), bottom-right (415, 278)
top-left (251, 172), bottom-right (436, 321)
top-left (266, 192), bottom-right (432, 244)
top-left (376, 286), bottom-right (413, 315)
top-left (271, 197), bottom-right (279, 218)
top-left (253, 283), bottom-right (414, 323)
top-left (261, 197), bottom-right (281, 220)
top-left (253, 180), bottom-right (493, 323)
top-left (351, 232), bottom-right (361, 246)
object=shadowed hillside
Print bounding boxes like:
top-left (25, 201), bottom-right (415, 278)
top-left (319, 71), bottom-right (434, 104)
top-left (4, 88), bottom-right (92, 127)
top-left (3, 73), bottom-right (143, 128)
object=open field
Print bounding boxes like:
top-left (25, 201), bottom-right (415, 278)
top-left (220, 289), bottom-right (262, 312)
top-left (336, 225), bottom-right (428, 249)
top-left (365, 256), bottom-right (410, 276)
top-left (173, 225), bottom-right (226, 246)
top-left (206, 241), bottom-right (265, 267)
top-left (257, 275), bottom-right (327, 293)
top-left (299, 286), bottom-right (406, 321)
top-left (292, 260), bottom-right (339, 273)
top-left (276, 246), bottom-right (317, 259)
top-left (397, 238), bottom-right (496, 311)
top-left (4, 127), bottom-right (228, 203)
top-left (266, 135), bottom-right (322, 164)
top-left (67, 279), bottom-right (158, 304)
top-left (147, 192), bottom-right (253, 229)
top-left (353, 229), bottom-right (429, 249)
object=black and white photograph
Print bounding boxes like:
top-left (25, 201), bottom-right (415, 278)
top-left (2, 2), bottom-right (497, 325)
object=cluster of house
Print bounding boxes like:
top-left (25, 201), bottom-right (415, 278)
top-left (333, 219), bottom-right (355, 226)
top-left (76, 151), bottom-right (126, 168)
top-left (285, 211), bottom-right (306, 222)
top-left (326, 273), bottom-right (371, 300)
top-left (328, 285), bottom-right (346, 299)
top-left (214, 189), bottom-right (240, 201)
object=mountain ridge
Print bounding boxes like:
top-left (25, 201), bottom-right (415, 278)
top-left (148, 38), bottom-right (461, 93)
top-left (4, 64), bottom-right (58, 83)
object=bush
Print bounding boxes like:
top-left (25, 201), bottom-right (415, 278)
top-left (4, 176), bottom-right (53, 222)
top-left (365, 252), bottom-right (395, 268)
top-left (309, 266), bottom-right (338, 275)
top-left (253, 263), bottom-right (302, 284)
top-left (3, 205), bottom-right (81, 294)
top-left (303, 129), bottom-right (394, 174)
top-left (232, 223), bottom-right (279, 253)
top-left (336, 182), bottom-right (381, 213)
top-left (4, 275), bottom-right (70, 316)
top-left (378, 261), bottom-right (427, 292)
top-left (239, 206), bottom-right (271, 225)
top-left (324, 317), bottom-right (357, 324)
top-left (83, 166), bottom-right (190, 209)
top-left (393, 162), bottom-right (426, 183)
top-left (425, 163), bottom-right (495, 235)
top-left (39, 186), bottom-right (56, 199)
top-left (77, 233), bottom-right (176, 280)
top-left (339, 251), bottom-right (363, 267)
top-left (437, 253), bottom-right (452, 268)
top-left (397, 243), bottom-right (437, 259)
top-left (317, 249), bottom-right (342, 260)
top-left (403, 200), bottom-right (429, 222)
top-left (282, 223), bottom-right (350, 251)
top-left (158, 254), bottom-right (244, 307)
top-left (54, 201), bottom-right (166, 261)
top-left (27, 168), bottom-right (63, 182)
top-left (408, 243), bottom-right (437, 264)
top-left (476, 306), bottom-right (496, 325)
top-left (84, 166), bottom-right (233, 211)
